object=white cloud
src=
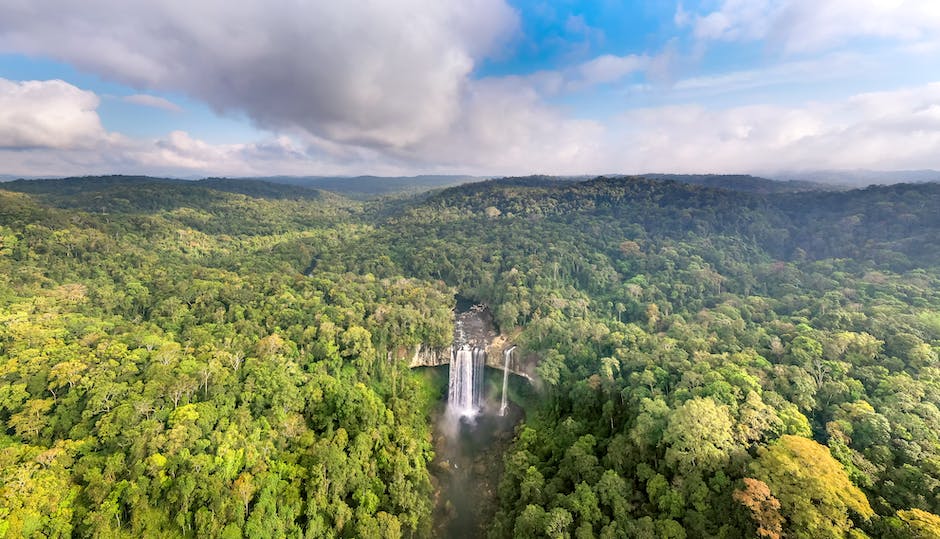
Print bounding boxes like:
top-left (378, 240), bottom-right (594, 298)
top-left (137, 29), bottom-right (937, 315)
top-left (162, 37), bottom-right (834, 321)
top-left (0, 78), bottom-right (322, 177)
top-left (577, 54), bottom-right (648, 87)
top-left (565, 14), bottom-right (605, 42)
top-left (687, 0), bottom-right (940, 54)
top-left (674, 3), bottom-right (691, 28)
top-left (0, 0), bottom-right (646, 175)
top-left (671, 52), bottom-right (870, 95)
top-left (692, 0), bottom-right (779, 43)
top-left (0, 78), bottom-right (109, 149)
top-left (0, 75), bottom-right (610, 177)
top-left (502, 52), bottom-right (649, 98)
top-left (608, 82), bottom-right (940, 173)
top-left (0, 0), bottom-right (518, 150)
top-left (140, 81), bottom-right (940, 176)
top-left (403, 77), bottom-right (607, 174)
top-left (3, 78), bottom-right (940, 178)
top-left (123, 94), bottom-right (182, 113)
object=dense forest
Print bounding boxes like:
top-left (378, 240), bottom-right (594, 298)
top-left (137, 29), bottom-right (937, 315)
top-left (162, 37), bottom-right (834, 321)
top-left (2, 174), bottom-right (940, 538)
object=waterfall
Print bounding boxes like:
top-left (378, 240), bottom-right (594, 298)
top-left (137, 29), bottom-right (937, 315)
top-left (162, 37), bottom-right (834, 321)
top-left (446, 303), bottom-right (492, 419)
top-left (499, 346), bottom-right (516, 416)
top-left (448, 345), bottom-right (484, 418)
top-left (473, 347), bottom-right (485, 410)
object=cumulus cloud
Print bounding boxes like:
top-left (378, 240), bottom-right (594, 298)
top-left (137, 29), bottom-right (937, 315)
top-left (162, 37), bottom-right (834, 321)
top-left (0, 126), bottom-right (361, 179)
top-left (0, 0), bottom-right (518, 150)
top-left (498, 52), bottom-right (649, 98)
top-left (123, 94), bottom-right (182, 113)
top-left (686, 0), bottom-right (940, 54)
top-left (0, 78), bottom-right (317, 177)
top-left (0, 73), bottom-right (608, 177)
top-left (0, 1), bottom-right (643, 175)
top-left (0, 78), bottom-right (109, 149)
top-left (671, 52), bottom-right (870, 96)
top-left (157, 81), bottom-right (940, 175)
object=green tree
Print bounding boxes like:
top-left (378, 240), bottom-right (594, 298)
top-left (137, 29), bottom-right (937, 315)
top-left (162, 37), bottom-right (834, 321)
top-left (663, 397), bottom-right (736, 474)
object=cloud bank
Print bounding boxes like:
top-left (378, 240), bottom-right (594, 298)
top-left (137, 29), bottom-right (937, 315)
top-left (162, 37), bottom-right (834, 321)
top-left (0, 1), bottom-right (939, 177)
top-left (2, 76), bottom-right (939, 177)
top-left (686, 0), bottom-right (940, 53)
top-left (613, 83), bottom-right (940, 174)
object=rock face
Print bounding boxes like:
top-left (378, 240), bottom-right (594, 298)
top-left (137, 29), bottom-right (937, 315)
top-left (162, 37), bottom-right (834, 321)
top-left (409, 303), bottom-right (535, 380)
top-left (454, 304), bottom-right (497, 349)
top-left (411, 343), bottom-right (449, 367)
top-left (486, 345), bottom-right (536, 380)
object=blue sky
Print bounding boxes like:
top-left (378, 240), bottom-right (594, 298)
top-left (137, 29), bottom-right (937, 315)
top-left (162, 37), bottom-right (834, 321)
top-left (1, 0), bottom-right (939, 177)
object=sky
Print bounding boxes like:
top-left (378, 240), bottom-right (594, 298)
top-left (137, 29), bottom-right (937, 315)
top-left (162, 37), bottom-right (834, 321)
top-left (1, 0), bottom-right (939, 178)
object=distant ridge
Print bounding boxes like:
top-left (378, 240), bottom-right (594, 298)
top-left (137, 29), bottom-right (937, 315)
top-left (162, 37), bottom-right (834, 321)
top-left (638, 173), bottom-right (830, 194)
top-left (2, 175), bottom-right (323, 200)
top-left (6, 170), bottom-right (935, 198)
top-left (771, 169), bottom-right (940, 187)
top-left (0, 174), bottom-right (487, 201)
top-left (0, 175), bottom-right (334, 215)
top-left (436, 173), bottom-right (831, 196)
top-left (248, 175), bottom-right (485, 199)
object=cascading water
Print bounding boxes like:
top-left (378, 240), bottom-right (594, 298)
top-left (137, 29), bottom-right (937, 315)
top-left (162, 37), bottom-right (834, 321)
top-left (473, 347), bottom-right (485, 408)
top-left (447, 346), bottom-right (479, 417)
top-left (447, 346), bottom-right (483, 418)
top-left (499, 346), bottom-right (515, 416)
top-left (447, 311), bottom-right (486, 418)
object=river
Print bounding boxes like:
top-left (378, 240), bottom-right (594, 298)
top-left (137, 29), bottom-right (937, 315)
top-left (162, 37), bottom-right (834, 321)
top-left (429, 367), bottom-right (525, 538)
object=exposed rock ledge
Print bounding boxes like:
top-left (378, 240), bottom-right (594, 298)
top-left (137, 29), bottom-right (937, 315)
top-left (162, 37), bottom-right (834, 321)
top-left (407, 303), bottom-right (537, 380)
top-left (408, 343), bottom-right (535, 380)
top-left (410, 343), bottom-right (450, 368)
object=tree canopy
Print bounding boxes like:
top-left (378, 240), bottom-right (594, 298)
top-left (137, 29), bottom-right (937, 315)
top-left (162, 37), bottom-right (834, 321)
top-left (3, 175), bottom-right (940, 537)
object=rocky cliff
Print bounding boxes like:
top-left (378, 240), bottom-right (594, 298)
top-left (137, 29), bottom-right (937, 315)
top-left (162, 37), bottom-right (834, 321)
top-left (409, 303), bottom-right (536, 380)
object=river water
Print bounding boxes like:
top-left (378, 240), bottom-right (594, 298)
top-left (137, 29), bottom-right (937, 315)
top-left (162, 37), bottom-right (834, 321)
top-left (430, 367), bottom-right (525, 538)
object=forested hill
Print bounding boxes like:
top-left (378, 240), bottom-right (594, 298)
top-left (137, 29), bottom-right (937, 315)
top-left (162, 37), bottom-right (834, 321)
top-left (247, 174), bottom-right (484, 200)
top-left (0, 176), bottom-right (453, 537)
top-left (775, 182), bottom-right (940, 265)
top-left (391, 175), bottom-right (940, 267)
top-left (640, 173), bottom-right (828, 194)
top-left (3, 174), bottom-right (940, 538)
top-left (1, 175), bottom-right (329, 207)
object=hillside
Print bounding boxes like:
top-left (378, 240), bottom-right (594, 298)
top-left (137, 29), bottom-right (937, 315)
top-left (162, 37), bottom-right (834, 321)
top-left (640, 173), bottom-right (828, 194)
